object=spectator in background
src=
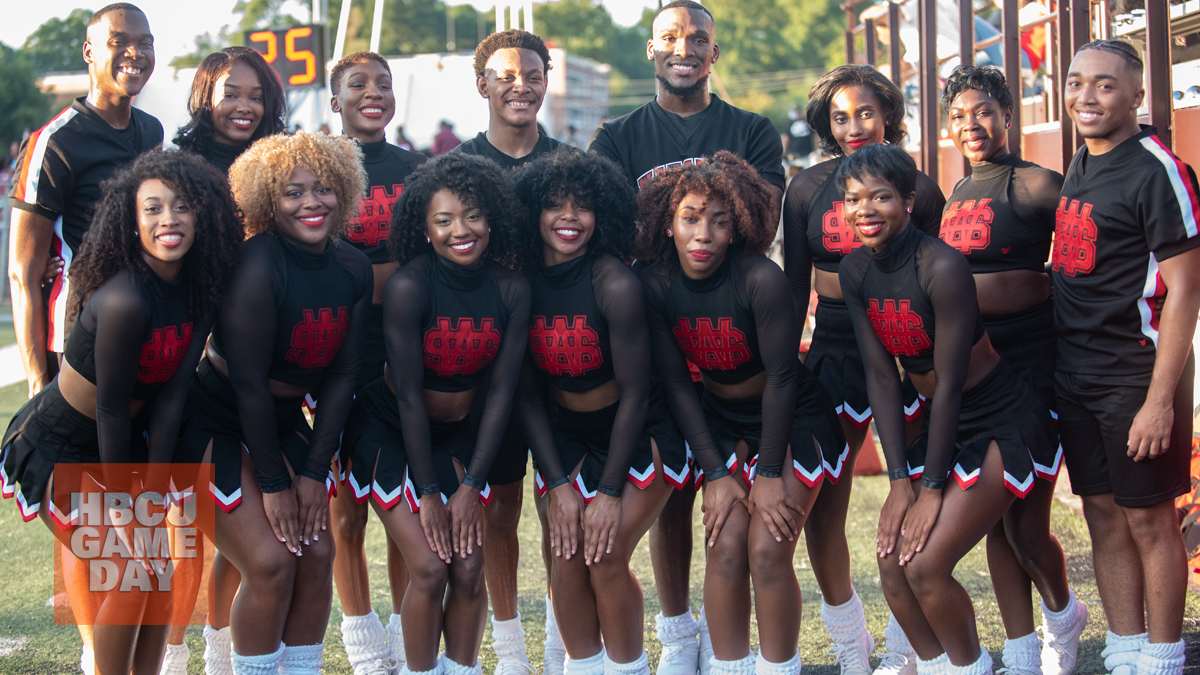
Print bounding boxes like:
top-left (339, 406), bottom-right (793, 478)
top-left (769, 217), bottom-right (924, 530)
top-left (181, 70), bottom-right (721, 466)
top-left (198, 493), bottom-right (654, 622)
top-left (396, 125), bottom-right (416, 151)
top-left (432, 119), bottom-right (462, 155)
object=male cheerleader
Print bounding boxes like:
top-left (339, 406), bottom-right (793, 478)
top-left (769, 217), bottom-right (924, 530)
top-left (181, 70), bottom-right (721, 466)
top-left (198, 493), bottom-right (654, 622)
top-left (1054, 39), bottom-right (1200, 675)
top-left (587, 2), bottom-right (784, 673)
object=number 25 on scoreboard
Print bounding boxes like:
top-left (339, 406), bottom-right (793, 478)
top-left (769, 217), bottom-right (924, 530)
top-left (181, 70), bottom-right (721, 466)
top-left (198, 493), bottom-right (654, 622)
top-left (245, 25), bottom-right (327, 90)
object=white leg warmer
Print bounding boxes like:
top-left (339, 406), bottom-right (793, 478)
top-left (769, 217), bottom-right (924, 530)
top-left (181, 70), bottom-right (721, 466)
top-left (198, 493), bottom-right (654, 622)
top-left (545, 595), bottom-right (568, 675)
top-left (1000, 632), bottom-right (1042, 675)
top-left (279, 643), bottom-right (324, 675)
top-left (158, 642), bottom-right (190, 675)
top-left (1103, 632), bottom-right (1149, 675)
top-left (821, 589), bottom-right (874, 675)
top-left (203, 625), bottom-right (234, 675)
top-left (565, 650), bottom-right (607, 675)
top-left (755, 650), bottom-right (801, 675)
top-left (342, 610), bottom-right (392, 675)
top-left (229, 643), bottom-right (284, 675)
top-left (606, 650), bottom-right (652, 675)
top-left (1134, 640), bottom-right (1185, 675)
top-left (388, 613), bottom-right (407, 669)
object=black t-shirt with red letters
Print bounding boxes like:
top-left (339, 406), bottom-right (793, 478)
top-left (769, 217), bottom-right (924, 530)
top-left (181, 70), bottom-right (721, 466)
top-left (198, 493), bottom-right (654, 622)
top-left (344, 139), bottom-right (426, 263)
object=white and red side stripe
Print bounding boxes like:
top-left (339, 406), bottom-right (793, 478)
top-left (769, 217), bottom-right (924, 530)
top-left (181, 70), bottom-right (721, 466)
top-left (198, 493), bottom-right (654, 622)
top-left (822, 442), bottom-right (851, 485)
top-left (534, 471), bottom-right (547, 498)
top-left (628, 463), bottom-right (656, 489)
top-left (1003, 470), bottom-right (1035, 498)
top-left (347, 470), bottom-right (372, 504)
top-left (208, 482), bottom-right (242, 513)
top-left (45, 231), bottom-right (72, 353)
top-left (662, 450), bottom-right (692, 490)
top-left (1137, 256), bottom-right (1165, 349)
top-left (13, 106), bottom-right (78, 204)
top-left (952, 464), bottom-right (980, 490)
top-left (839, 402), bottom-right (873, 429)
top-left (49, 497), bottom-right (79, 531)
top-left (14, 491), bottom-right (40, 522)
top-left (1033, 444), bottom-right (1063, 480)
top-left (793, 458), bottom-right (824, 488)
top-left (0, 448), bottom-right (15, 499)
top-left (904, 395), bottom-right (926, 421)
top-left (573, 474), bottom-right (597, 504)
top-left (1141, 135), bottom-right (1200, 239)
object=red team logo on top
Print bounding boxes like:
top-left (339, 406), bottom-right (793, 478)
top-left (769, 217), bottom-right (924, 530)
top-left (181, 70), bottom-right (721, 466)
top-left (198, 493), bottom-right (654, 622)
top-left (424, 317), bottom-right (502, 377)
top-left (286, 307), bottom-right (349, 370)
top-left (940, 199), bottom-right (993, 253)
top-left (137, 323), bottom-right (194, 383)
top-left (637, 158), bottom-right (705, 190)
top-left (1051, 197), bottom-right (1097, 276)
top-left (528, 315), bottom-right (602, 377)
top-left (671, 318), bottom-right (752, 370)
top-left (822, 201), bottom-right (862, 256)
top-left (345, 184), bottom-right (404, 247)
top-left (867, 299), bottom-right (932, 357)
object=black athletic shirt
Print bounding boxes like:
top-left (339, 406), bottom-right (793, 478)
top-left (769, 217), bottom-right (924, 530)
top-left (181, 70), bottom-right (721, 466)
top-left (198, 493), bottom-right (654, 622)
top-left (641, 252), bottom-right (799, 479)
top-left (518, 255), bottom-right (652, 492)
top-left (63, 268), bottom-right (208, 466)
top-left (839, 223), bottom-right (983, 486)
top-left (1052, 126), bottom-right (1200, 381)
top-left (384, 252), bottom-right (530, 494)
top-left (454, 131), bottom-right (571, 170)
top-left (345, 139), bottom-right (426, 263)
top-left (588, 95), bottom-right (785, 192)
top-left (180, 138), bottom-right (246, 176)
top-left (941, 153), bottom-right (1061, 273)
top-left (783, 155), bottom-right (945, 319)
top-left (211, 232), bottom-right (372, 491)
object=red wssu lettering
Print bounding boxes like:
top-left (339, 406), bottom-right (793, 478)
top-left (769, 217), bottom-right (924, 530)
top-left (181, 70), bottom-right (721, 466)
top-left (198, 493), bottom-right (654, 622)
top-left (285, 307), bottom-right (349, 370)
top-left (138, 323), bottom-right (194, 383)
top-left (867, 299), bottom-right (932, 357)
top-left (345, 183), bottom-right (404, 247)
top-left (424, 317), bottom-right (502, 377)
top-left (671, 317), bottom-right (752, 370)
top-left (1051, 197), bottom-right (1097, 277)
top-left (528, 315), bottom-right (602, 377)
top-left (940, 198), bottom-right (993, 254)
top-left (822, 201), bottom-right (862, 256)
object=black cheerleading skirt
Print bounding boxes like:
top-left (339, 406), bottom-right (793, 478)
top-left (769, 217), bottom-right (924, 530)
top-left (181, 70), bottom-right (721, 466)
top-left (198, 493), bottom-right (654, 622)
top-left (0, 380), bottom-right (152, 528)
top-left (906, 359), bottom-right (1061, 498)
top-left (532, 387), bottom-right (690, 502)
top-left (178, 359), bottom-right (331, 513)
top-left (982, 297), bottom-right (1057, 416)
top-left (342, 376), bottom-right (491, 512)
top-left (694, 383), bottom-right (848, 490)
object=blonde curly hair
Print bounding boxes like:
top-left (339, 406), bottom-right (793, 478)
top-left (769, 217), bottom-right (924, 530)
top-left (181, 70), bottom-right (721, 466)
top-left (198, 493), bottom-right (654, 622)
top-left (229, 132), bottom-right (367, 239)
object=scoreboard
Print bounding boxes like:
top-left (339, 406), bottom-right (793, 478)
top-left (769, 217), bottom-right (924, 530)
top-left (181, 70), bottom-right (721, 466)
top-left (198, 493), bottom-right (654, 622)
top-left (245, 25), bottom-right (327, 90)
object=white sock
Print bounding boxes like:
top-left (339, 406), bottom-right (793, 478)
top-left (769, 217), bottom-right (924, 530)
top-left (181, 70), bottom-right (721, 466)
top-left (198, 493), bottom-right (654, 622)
top-left (388, 613), bottom-right (407, 667)
top-left (885, 614), bottom-right (916, 658)
top-left (342, 610), bottom-right (390, 671)
top-left (1103, 632), bottom-right (1149, 675)
top-left (710, 653), bottom-right (757, 675)
top-left (565, 650), bottom-right (607, 675)
top-left (279, 643), bottom-right (324, 675)
top-left (401, 662), bottom-right (443, 675)
top-left (81, 645), bottom-right (95, 675)
top-left (755, 651), bottom-right (801, 675)
top-left (492, 613), bottom-right (530, 662)
top-left (229, 643), bottom-right (284, 675)
top-left (1001, 633), bottom-right (1041, 673)
top-left (1040, 590), bottom-right (1079, 634)
top-left (159, 642), bottom-right (190, 675)
top-left (545, 596), bottom-right (567, 675)
top-left (915, 653), bottom-right (948, 675)
top-left (605, 650), bottom-right (651, 675)
top-left (440, 653), bottom-right (483, 675)
top-left (699, 607), bottom-right (714, 666)
top-left (946, 650), bottom-right (992, 675)
top-left (656, 611), bottom-right (700, 644)
top-left (1135, 641), bottom-right (1185, 675)
top-left (204, 625), bottom-right (234, 675)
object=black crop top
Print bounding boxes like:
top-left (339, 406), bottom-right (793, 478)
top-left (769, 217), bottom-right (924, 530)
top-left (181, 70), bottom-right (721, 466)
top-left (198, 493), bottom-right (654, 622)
top-left (344, 139), bottom-right (427, 263)
top-left (941, 153), bottom-right (1062, 273)
top-left (212, 232), bottom-right (372, 490)
top-left (63, 267), bottom-right (209, 466)
top-left (839, 223), bottom-right (983, 487)
top-left (783, 155), bottom-right (946, 320)
top-left (642, 252), bottom-right (800, 479)
top-left (384, 253), bottom-right (530, 494)
top-left (517, 254), bottom-right (653, 494)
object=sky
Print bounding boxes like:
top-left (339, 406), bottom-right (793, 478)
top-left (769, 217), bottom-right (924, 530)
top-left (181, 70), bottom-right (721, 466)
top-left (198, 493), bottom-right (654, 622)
top-left (3, 0), bottom-right (658, 66)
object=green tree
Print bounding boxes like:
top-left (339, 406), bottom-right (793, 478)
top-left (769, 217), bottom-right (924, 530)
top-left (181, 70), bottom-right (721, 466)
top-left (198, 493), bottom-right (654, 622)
top-left (22, 8), bottom-right (93, 74)
top-left (0, 44), bottom-right (54, 150)
top-left (170, 0), bottom-right (304, 66)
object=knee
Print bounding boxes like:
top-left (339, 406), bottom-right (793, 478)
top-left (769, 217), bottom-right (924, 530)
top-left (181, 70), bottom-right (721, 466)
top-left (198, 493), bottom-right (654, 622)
top-left (240, 550), bottom-right (297, 594)
top-left (586, 550), bottom-right (632, 587)
top-left (877, 557), bottom-right (910, 599)
top-left (1081, 496), bottom-right (1125, 534)
top-left (707, 531), bottom-right (749, 581)
top-left (408, 553), bottom-right (451, 596)
top-left (300, 537), bottom-right (336, 577)
top-left (748, 538), bottom-right (795, 587)
top-left (485, 494), bottom-right (523, 532)
top-left (902, 554), bottom-right (949, 599)
top-left (1124, 504), bottom-right (1179, 547)
top-left (448, 553), bottom-right (486, 596)
top-left (332, 504), bottom-right (368, 546)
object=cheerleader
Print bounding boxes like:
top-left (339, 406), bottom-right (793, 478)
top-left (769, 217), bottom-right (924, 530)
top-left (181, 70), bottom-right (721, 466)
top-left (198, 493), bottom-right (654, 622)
top-left (0, 150), bottom-right (242, 675)
top-left (837, 144), bottom-right (1058, 675)
top-left (177, 133), bottom-right (372, 675)
top-left (341, 153), bottom-right (530, 675)
top-left (638, 152), bottom-right (846, 675)
top-left (782, 65), bottom-right (946, 675)
top-left (941, 65), bottom-right (1087, 675)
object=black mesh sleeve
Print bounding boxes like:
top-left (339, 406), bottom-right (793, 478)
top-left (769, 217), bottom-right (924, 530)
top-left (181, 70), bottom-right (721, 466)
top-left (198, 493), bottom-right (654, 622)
top-left (592, 257), bottom-right (651, 492)
top-left (914, 171), bottom-right (947, 236)
top-left (782, 171), bottom-right (817, 324)
top-left (639, 266), bottom-right (727, 479)
top-left (144, 317), bottom-right (210, 466)
top-left (87, 276), bottom-right (152, 468)
top-left (513, 357), bottom-right (564, 484)
top-left (739, 256), bottom-right (801, 476)
top-left (1010, 163), bottom-right (1063, 232)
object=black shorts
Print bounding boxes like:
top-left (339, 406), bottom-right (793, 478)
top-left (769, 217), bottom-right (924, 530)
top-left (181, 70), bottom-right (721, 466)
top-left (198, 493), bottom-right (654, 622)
top-left (342, 377), bottom-right (490, 511)
top-left (532, 388), bottom-right (690, 501)
top-left (1055, 353), bottom-right (1193, 508)
top-left (984, 298), bottom-right (1057, 415)
top-left (487, 422), bottom-right (529, 486)
top-left (695, 381), bottom-right (848, 490)
top-left (907, 359), bottom-right (1060, 497)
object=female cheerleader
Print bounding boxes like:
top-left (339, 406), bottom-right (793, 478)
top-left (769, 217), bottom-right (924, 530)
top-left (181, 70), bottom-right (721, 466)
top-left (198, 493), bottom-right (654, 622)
top-left (0, 150), bottom-right (242, 675)
top-left (174, 47), bottom-right (286, 174)
top-left (782, 65), bottom-right (945, 675)
top-left (324, 50), bottom-right (427, 675)
top-left (178, 132), bottom-right (372, 675)
top-left (638, 152), bottom-right (846, 675)
top-left (837, 144), bottom-right (1059, 675)
top-left (511, 148), bottom-right (688, 675)
top-left (341, 152), bottom-right (530, 675)
top-left (941, 65), bottom-right (1087, 675)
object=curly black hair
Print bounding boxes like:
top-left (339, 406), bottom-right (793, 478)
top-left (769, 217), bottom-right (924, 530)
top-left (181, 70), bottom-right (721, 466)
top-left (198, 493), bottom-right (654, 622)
top-left (69, 150), bottom-right (244, 324)
top-left (473, 29), bottom-right (552, 77)
top-left (942, 64), bottom-right (1013, 113)
top-left (330, 51), bottom-right (391, 95)
top-left (173, 47), bottom-right (287, 153)
top-left (388, 153), bottom-right (525, 270)
top-left (834, 143), bottom-right (917, 198)
top-left (512, 148), bottom-right (636, 268)
top-left (807, 65), bottom-right (907, 156)
top-left (635, 151), bottom-right (778, 265)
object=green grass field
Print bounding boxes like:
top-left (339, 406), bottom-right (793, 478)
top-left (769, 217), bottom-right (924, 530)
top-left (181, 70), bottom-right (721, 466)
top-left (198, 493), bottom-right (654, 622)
top-left (0, 309), bottom-right (1195, 673)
